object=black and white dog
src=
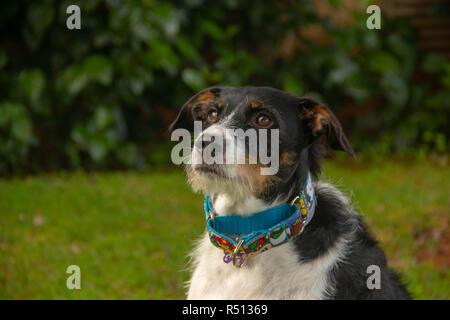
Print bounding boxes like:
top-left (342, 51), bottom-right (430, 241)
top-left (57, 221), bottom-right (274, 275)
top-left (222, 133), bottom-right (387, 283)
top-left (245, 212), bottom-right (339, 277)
top-left (170, 86), bottom-right (410, 299)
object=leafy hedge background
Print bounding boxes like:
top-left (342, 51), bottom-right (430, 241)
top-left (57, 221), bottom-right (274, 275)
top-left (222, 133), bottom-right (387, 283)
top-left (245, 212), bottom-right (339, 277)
top-left (0, 0), bottom-right (449, 176)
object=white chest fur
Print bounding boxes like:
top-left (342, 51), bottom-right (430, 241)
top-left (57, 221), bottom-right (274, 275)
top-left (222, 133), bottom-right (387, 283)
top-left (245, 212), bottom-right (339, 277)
top-left (186, 233), bottom-right (347, 300)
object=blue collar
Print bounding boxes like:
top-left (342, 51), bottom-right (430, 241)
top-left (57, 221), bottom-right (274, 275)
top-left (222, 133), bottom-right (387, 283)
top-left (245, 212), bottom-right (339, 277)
top-left (205, 172), bottom-right (316, 267)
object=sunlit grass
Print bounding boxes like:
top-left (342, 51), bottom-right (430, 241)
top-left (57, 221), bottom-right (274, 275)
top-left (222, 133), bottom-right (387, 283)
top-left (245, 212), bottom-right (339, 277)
top-left (0, 160), bottom-right (448, 299)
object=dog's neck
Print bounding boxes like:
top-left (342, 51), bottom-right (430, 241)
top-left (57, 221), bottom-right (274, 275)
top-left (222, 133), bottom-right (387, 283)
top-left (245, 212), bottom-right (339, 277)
top-left (210, 153), bottom-right (311, 217)
top-left (211, 193), bottom-right (280, 216)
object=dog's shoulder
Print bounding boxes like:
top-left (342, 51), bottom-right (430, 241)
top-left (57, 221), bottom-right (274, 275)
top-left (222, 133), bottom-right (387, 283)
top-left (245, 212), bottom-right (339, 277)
top-left (295, 180), bottom-right (410, 299)
top-left (292, 181), bottom-right (360, 262)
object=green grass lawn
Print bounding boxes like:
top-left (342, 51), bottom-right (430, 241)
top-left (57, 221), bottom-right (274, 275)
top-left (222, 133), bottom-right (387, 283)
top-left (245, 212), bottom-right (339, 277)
top-left (0, 160), bottom-right (449, 299)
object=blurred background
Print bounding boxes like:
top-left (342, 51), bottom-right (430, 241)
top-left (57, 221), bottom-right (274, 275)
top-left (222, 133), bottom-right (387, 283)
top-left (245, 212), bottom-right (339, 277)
top-left (0, 0), bottom-right (448, 299)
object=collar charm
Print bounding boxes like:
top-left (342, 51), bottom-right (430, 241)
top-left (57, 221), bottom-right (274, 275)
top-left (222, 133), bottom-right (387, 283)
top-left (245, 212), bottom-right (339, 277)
top-left (204, 172), bottom-right (316, 267)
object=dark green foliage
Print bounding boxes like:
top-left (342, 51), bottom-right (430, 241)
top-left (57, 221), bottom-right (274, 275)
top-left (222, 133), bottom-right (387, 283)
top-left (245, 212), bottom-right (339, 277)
top-left (0, 0), bottom-right (448, 175)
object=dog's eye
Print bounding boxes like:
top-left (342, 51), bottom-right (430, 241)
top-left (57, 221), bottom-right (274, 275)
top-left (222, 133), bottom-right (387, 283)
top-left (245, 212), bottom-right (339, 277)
top-left (208, 109), bottom-right (219, 122)
top-left (255, 114), bottom-right (272, 127)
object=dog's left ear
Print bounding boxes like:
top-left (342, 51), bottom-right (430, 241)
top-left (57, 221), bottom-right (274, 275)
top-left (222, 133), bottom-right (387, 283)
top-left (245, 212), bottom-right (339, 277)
top-left (298, 97), bottom-right (355, 158)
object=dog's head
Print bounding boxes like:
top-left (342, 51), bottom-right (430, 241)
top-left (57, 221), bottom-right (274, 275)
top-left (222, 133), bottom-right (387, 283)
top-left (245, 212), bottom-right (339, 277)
top-left (169, 86), bottom-right (354, 203)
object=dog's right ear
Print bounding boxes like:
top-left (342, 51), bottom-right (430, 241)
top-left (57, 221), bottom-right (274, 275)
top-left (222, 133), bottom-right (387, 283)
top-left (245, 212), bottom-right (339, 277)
top-left (169, 87), bottom-right (221, 133)
top-left (169, 101), bottom-right (194, 133)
